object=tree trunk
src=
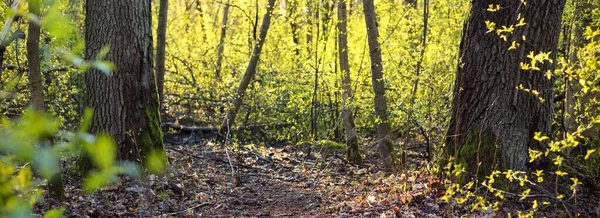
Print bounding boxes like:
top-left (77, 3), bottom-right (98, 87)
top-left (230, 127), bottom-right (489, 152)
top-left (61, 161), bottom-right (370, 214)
top-left (286, 0), bottom-right (300, 56)
top-left (215, 0), bottom-right (230, 81)
top-left (321, 0), bottom-right (334, 34)
top-left (27, 0), bottom-right (65, 200)
top-left (338, 0), bottom-right (360, 163)
top-left (27, 6), bottom-right (44, 112)
top-left (0, 0), bottom-right (21, 84)
top-left (156, 0), bottom-right (168, 107)
top-left (218, 0), bottom-right (276, 141)
top-left (403, 0), bottom-right (416, 6)
top-left (363, 0), bottom-right (394, 170)
top-left (565, 1), bottom-right (598, 138)
top-left (446, 0), bottom-right (566, 182)
top-left (84, 0), bottom-right (167, 164)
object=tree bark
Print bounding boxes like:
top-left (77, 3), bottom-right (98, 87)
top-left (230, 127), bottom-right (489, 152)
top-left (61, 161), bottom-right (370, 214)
top-left (215, 0), bottom-right (230, 81)
top-left (286, 0), bottom-right (300, 56)
top-left (564, 1), bottom-right (599, 138)
top-left (27, 0), bottom-right (65, 200)
top-left (156, 0), bottom-right (168, 106)
top-left (403, 0), bottom-right (416, 6)
top-left (0, 0), bottom-right (21, 82)
top-left (218, 0), bottom-right (276, 141)
top-left (363, 0), bottom-right (394, 170)
top-left (27, 0), bottom-right (44, 123)
top-left (84, 0), bottom-right (167, 164)
top-left (338, 0), bottom-right (360, 163)
top-left (446, 0), bottom-right (566, 181)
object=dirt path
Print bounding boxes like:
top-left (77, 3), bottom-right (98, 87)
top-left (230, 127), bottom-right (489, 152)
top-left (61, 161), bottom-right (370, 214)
top-left (36, 138), bottom-right (449, 217)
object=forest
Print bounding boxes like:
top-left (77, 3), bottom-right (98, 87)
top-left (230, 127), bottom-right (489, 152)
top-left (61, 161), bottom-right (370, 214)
top-left (0, 0), bottom-right (599, 217)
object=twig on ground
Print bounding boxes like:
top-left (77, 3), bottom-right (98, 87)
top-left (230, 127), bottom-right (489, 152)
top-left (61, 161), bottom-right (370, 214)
top-left (162, 201), bottom-right (210, 216)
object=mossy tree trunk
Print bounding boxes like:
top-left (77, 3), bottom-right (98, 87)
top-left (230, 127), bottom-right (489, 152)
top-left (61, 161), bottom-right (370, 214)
top-left (363, 0), bottom-right (395, 170)
top-left (84, 0), bottom-right (167, 165)
top-left (446, 0), bottom-right (566, 181)
top-left (218, 0), bottom-right (276, 141)
top-left (338, 0), bottom-right (361, 164)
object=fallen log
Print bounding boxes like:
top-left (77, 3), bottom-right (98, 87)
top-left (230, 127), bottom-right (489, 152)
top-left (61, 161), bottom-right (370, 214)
top-left (162, 122), bottom-right (291, 134)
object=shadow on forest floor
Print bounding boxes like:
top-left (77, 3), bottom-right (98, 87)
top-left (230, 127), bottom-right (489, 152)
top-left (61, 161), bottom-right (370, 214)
top-left (40, 132), bottom-right (585, 217)
top-left (33, 133), bottom-right (459, 217)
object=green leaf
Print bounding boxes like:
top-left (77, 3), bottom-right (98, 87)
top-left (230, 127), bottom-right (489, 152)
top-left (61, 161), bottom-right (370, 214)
top-left (146, 150), bottom-right (166, 174)
top-left (95, 45), bottom-right (111, 59)
top-left (15, 167), bottom-right (32, 189)
top-left (80, 108), bottom-right (94, 133)
top-left (91, 61), bottom-right (115, 76)
top-left (43, 208), bottom-right (64, 218)
top-left (83, 167), bottom-right (119, 193)
top-left (86, 135), bottom-right (115, 169)
top-left (35, 147), bottom-right (60, 179)
top-left (119, 161), bottom-right (142, 179)
top-left (585, 149), bottom-right (596, 160)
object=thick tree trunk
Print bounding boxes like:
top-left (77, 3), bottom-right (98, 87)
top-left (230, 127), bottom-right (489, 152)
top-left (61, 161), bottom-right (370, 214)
top-left (363, 0), bottom-right (394, 170)
top-left (215, 1), bottom-right (230, 81)
top-left (446, 0), bottom-right (566, 181)
top-left (84, 0), bottom-right (167, 164)
top-left (218, 0), bottom-right (276, 141)
top-left (156, 0), bottom-right (168, 106)
top-left (338, 0), bottom-right (360, 163)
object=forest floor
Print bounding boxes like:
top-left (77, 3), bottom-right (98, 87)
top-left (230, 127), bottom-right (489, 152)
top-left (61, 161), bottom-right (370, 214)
top-left (35, 132), bottom-right (457, 217)
top-left (34, 132), bottom-right (590, 217)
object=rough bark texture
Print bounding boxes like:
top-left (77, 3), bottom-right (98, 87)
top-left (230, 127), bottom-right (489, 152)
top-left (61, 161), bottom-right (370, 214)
top-left (215, 1), bottom-right (230, 81)
top-left (338, 0), bottom-right (360, 163)
top-left (363, 0), bottom-right (394, 170)
top-left (218, 0), bottom-right (276, 141)
top-left (446, 0), bottom-right (566, 180)
top-left (84, 0), bottom-right (167, 164)
top-left (155, 0), bottom-right (168, 106)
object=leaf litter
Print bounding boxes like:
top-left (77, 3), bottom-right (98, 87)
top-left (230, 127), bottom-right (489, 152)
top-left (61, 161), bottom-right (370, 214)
top-left (33, 137), bottom-right (473, 217)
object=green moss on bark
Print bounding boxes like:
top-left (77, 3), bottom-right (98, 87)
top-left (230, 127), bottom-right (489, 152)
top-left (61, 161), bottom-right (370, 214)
top-left (346, 137), bottom-right (362, 163)
top-left (140, 106), bottom-right (169, 166)
top-left (443, 128), bottom-right (499, 184)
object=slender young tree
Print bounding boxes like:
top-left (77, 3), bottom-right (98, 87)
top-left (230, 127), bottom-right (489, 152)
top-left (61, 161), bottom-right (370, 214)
top-left (218, 0), bottom-right (276, 140)
top-left (363, 0), bottom-right (394, 170)
top-left (215, 0), bottom-right (230, 81)
top-left (84, 0), bottom-right (167, 164)
top-left (0, 0), bottom-right (22, 82)
top-left (564, 0), bottom-right (599, 138)
top-left (338, 0), bottom-right (360, 163)
top-left (445, 0), bottom-right (566, 181)
top-left (27, 0), bottom-right (65, 199)
top-left (286, 0), bottom-right (301, 56)
top-left (27, 0), bottom-right (43, 112)
top-left (156, 0), bottom-right (168, 106)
